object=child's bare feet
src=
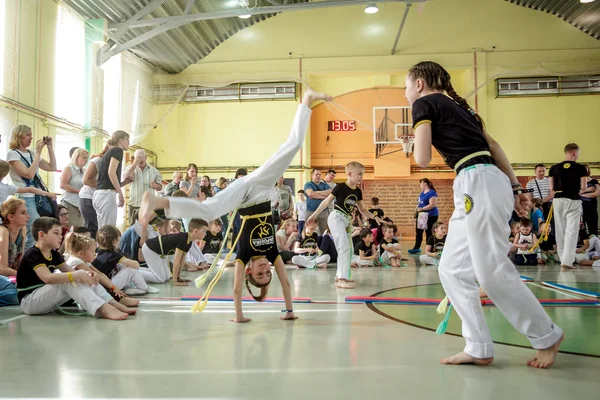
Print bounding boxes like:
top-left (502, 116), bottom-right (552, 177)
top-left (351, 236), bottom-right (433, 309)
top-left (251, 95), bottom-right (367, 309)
top-left (527, 333), bottom-right (564, 369)
top-left (119, 297), bottom-right (140, 307)
top-left (336, 279), bottom-right (355, 289)
top-left (185, 264), bottom-right (199, 272)
top-left (317, 263), bottom-right (328, 268)
top-left (110, 300), bottom-right (137, 315)
top-left (335, 277), bottom-right (355, 282)
top-left (440, 352), bottom-right (494, 366)
top-left (98, 304), bottom-right (128, 320)
top-left (479, 287), bottom-right (488, 298)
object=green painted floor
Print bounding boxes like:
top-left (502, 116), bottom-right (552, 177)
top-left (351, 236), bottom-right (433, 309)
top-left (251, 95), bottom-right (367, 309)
top-left (1, 252), bottom-right (599, 399)
top-left (371, 283), bottom-right (600, 357)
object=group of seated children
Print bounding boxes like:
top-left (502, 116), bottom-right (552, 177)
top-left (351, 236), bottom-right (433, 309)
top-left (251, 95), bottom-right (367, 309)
top-left (351, 224), bottom-right (403, 268)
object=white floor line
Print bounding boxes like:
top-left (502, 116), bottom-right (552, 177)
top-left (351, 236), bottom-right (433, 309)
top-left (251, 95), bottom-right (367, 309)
top-left (139, 308), bottom-right (352, 314)
top-left (0, 314), bottom-right (27, 324)
top-left (527, 282), bottom-right (588, 300)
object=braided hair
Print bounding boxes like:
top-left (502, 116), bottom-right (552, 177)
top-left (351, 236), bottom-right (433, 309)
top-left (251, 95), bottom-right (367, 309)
top-left (408, 61), bottom-right (485, 130)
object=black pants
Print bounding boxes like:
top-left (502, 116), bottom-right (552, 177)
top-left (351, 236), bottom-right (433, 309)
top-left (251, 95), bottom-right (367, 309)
top-left (515, 253), bottom-right (538, 266)
top-left (413, 215), bottom-right (438, 249)
top-left (582, 201), bottom-right (598, 236)
top-left (80, 198), bottom-right (98, 238)
top-left (280, 250), bottom-right (295, 263)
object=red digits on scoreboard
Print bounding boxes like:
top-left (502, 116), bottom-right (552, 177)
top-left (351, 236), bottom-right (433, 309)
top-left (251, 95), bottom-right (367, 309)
top-left (349, 120), bottom-right (356, 130)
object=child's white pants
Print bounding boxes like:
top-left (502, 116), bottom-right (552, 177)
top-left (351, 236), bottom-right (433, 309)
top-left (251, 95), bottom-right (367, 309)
top-left (291, 254), bottom-right (330, 268)
top-left (351, 255), bottom-right (373, 267)
top-left (112, 265), bottom-right (148, 291)
top-left (438, 164), bottom-right (562, 359)
top-left (140, 244), bottom-right (170, 283)
top-left (553, 198), bottom-right (582, 267)
top-left (20, 282), bottom-right (112, 316)
top-left (419, 254), bottom-right (439, 265)
top-left (328, 211), bottom-right (352, 279)
top-left (186, 241), bottom-right (207, 265)
top-left (587, 235), bottom-right (600, 258)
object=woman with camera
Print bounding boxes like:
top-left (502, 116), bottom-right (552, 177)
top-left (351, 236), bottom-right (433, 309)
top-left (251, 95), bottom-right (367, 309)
top-left (6, 125), bottom-right (57, 248)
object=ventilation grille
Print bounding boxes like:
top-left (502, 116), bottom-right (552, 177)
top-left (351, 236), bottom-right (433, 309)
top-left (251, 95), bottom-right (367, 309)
top-left (497, 75), bottom-right (600, 97)
top-left (152, 83), bottom-right (296, 103)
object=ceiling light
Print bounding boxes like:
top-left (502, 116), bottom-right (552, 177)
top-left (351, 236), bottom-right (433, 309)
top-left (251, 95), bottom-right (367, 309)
top-left (365, 3), bottom-right (379, 14)
top-left (239, 14), bottom-right (251, 19)
top-left (581, 0), bottom-right (596, 3)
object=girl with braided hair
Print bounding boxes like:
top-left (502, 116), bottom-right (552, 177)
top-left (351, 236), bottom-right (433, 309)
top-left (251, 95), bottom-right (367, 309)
top-left (405, 61), bottom-right (563, 368)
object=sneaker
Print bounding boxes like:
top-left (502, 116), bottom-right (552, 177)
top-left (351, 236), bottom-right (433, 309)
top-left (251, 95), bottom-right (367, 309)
top-left (146, 286), bottom-right (160, 294)
top-left (407, 248), bottom-right (421, 254)
top-left (124, 288), bottom-right (146, 296)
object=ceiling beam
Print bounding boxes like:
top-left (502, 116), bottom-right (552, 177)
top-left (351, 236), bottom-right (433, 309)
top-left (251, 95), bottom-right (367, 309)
top-left (184, 0), bottom-right (196, 15)
top-left (391, 2), bottom-right (411, 55)
top-left (108, 0), bottom-right (424, 30)
top-left (99, 0), bottom-right (425, 67)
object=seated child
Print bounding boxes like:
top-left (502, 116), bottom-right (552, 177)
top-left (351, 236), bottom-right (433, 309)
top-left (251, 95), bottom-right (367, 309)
top-left (16, 217), bottom-right (133, 320)
top-left (92, 225), bottom-right (158, 296)
top-left (291, 219), bottom-right (330, 269)
top-left (379, 224), bottom-right (402, 267)
top-left (538, 222), bottom-right (558, 263)
top-left (140, 218), bottom-right (209, 286)
top-left (508, 220), bottom-right (521, 261)
top-left (65, 232), bottom-right (140, 307)
top-left (514, 218), bottom-right (541, 266)
top-left (419, 221), bottom-right (447, 266)
top-left (368, 197), bottom-right (385, 229)
top-left (530, 199), bottom-right (544, 235)
top-left (351, 228), bottom-right (380, 267)
top-left (200, 219), bottom-right (235, 266)
top-left (574, 229), bottom-right (592, 265)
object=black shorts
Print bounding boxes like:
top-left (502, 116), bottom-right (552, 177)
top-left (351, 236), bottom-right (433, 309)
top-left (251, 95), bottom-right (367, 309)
top-left (235, 201), bottom-right (281, 265)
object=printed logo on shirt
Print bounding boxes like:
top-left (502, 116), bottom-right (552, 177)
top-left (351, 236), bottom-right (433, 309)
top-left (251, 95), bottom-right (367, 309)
top-left (563, 163), bottom-right (571, 169)
top-left (464, 194), bottom-right (474, 215)
top-left (344, 195), bottom-right (358, 213)
top-left (250, 222), bottom-right (275, 252)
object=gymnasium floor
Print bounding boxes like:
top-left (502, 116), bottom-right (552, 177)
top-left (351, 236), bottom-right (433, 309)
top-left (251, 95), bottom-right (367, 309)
top-left (1, 253), bottom-right (599, 399)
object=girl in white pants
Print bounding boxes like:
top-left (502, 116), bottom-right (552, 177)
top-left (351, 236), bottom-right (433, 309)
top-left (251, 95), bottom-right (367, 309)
top-left (139, 90), bottom-right (332, 322)
top-left (406, 61), bottom-right (563, 368)
top-left (307, 162), bottom-right (381, 289)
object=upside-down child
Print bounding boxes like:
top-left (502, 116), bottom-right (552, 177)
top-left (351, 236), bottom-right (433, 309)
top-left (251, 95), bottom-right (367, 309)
top-left (291, 219), bottom-right (330, 269)
top-left (64, 232), bottom-right (140, 308)
top-left (307, 162), bottom-right (382, 288)
top-left (139, 90), bottom-right (332, 322)
top-left (16, 217), bottom-right (132, 320)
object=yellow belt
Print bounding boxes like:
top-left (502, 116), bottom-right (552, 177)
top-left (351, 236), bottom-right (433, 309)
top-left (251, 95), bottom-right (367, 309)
top-left (240, 211), bottom-right (272, 220)
top-left (453, 151), bottom-right (492, 172)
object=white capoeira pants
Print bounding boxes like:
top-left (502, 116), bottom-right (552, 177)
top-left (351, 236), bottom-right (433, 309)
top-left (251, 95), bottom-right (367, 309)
top-left (328, 210), bottom-right (353, 280)
top-left (165, 105), bottom-right (312, 228)
top-left (111, 265), bottom-right (148, 291)
top-left (439, 164), bottom-right (562, 358)
top-left (381, 250), bottom-right (399, 265)
top-left (351, 255), bottom-right (373, 267)
top-left (419, 254), bottom-right (439, 265)
top-left (20, 281), bottom-right (112, 316)
top-left (553, 198), bottom-right (582, 268)
top-left (205, 252), bottom-right (236, 265)
top-left (92, 189), bottom-right (118, 228)
top-left (140, 244), bottom-right (171, 284)
top-left (186, 242), bottom-right (207, 265)
top-left (291, 254), bottom-right (331, 268)
top-left (587, 235), bottom-right (600, 258)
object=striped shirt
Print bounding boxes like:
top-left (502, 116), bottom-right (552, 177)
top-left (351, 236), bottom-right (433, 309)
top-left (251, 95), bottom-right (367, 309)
top-left (128, 164), bottom-right (162, 207)
top-left (526, 177), bottom-right (551, 200)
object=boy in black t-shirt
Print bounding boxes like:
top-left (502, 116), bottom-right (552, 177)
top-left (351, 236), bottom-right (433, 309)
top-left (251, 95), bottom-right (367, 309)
top-left (351, 228), bottom-right (379, 267)
top-left (538, 223), bottom-right (559, 263)
top-left (200, 219), bottom-right (235, 266)
top-left (379, 224), bottom-right (401, 267)
top-left (291, 219), bottom-right (330, 269)
top-left (420, 222), bottom-right (447, 265)
top-left (16, 217), bottom-right (132, 320)
top-left (549, 143), bottom-right (588, 269)
top-left (307, 162), bottom-right (382, 288)
top-left (368, 197), bottom-right (384, 229)
top-left (140, 219), bottom-right (209, 286)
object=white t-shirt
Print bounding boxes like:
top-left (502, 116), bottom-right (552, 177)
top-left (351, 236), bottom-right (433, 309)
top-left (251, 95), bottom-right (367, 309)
top-left (0, 182), bottom-right (19, 203)
top-left (6, 149), bottom-right (38, 198)
top-left (65, 255), bottom-right (86, 269)
top-left (79, 157), bottom-right (101, 200)
top-left (295, 200), bottom-right (307, 221)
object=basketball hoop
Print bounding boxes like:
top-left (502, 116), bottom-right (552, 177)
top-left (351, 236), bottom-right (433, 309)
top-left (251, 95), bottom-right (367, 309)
top-left (401, 136), bottom-right (415, 158)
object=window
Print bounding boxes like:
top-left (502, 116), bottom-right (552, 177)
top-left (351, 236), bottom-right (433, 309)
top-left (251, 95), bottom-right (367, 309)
top-left (54, 6), bottom-right (85, 125)
top-left (590, 79), bottom-right (600, 88)
top-left (538, 81), bottom-right (558, 90)
top-left (196, 89), bottom-right (214, 97)
top-left (499, 82), bottom-right (520, 91)
top-left (51, 130), bottom-right (85, 194)
top-left (102, 54), bottom-right (122, 133)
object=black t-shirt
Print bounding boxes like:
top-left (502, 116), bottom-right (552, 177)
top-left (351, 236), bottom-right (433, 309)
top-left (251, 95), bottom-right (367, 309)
top-left (296, 232), bottom-right (319, 256)
top-left (16, 246), bottom-right (66, 301)
top-left (582, 179), bottom-right (599, 206)
top-left (97, 147), bottom-right (124, 190)
top-left (549, 161), bottom-right (587, 200)
top-left (92, 249), bottom-right (124, 278)
top-left (354, 241), bottom-right (374, 257)
top-left (146, 232), bottom-right (193, 256)
top-left (539, 234), bottom-right (556, 252)
top-left (203, 231), bottom-right (223, 254)
top-left (576, 230), bottom-right (589, 249)
top-left (426, 235), bottom-right (446, 253)
top-left (379, 237), bottom-right (399, 256)
top-left (368, 208), bottom-right (384, 229)
top-left (411, 93), bottom-right (491, 169)
top-left (332, 182), bottom-right (362, 217)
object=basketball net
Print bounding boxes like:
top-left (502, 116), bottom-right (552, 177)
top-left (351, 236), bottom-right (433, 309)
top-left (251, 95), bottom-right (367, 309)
top-left (401, 136), bottom-right (415, 158)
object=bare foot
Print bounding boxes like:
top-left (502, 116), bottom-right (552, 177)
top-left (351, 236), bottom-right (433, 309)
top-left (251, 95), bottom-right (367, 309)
top-left (139, 192), bottom-right (156, 224)
top-left (336, 279), bottom-right (355, 289)
top-left (561, 264), bottom-right (576, 269)
top-left (527, 334), bottom-right (564, 369)
top-left (186, 265), bottom-right (199, 272)
top-left (98, 304), bottom-right (128, 320)
top-left (174, 281), bottom-right (188, 286)
top-left (111, 301), bottom-right (138, 315)
top-left (230, 317), bottom-right (251, 323)
top-left (317, 263), bottom-right (328, 269)
top-left (119, 297), bottom-right (140, 307)
top-left (479, 287), bottom-right (488, 298)
top-left (440, 352), bottom-right (494, 366)
top-left (335, 277), bottom-right (355, 282)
